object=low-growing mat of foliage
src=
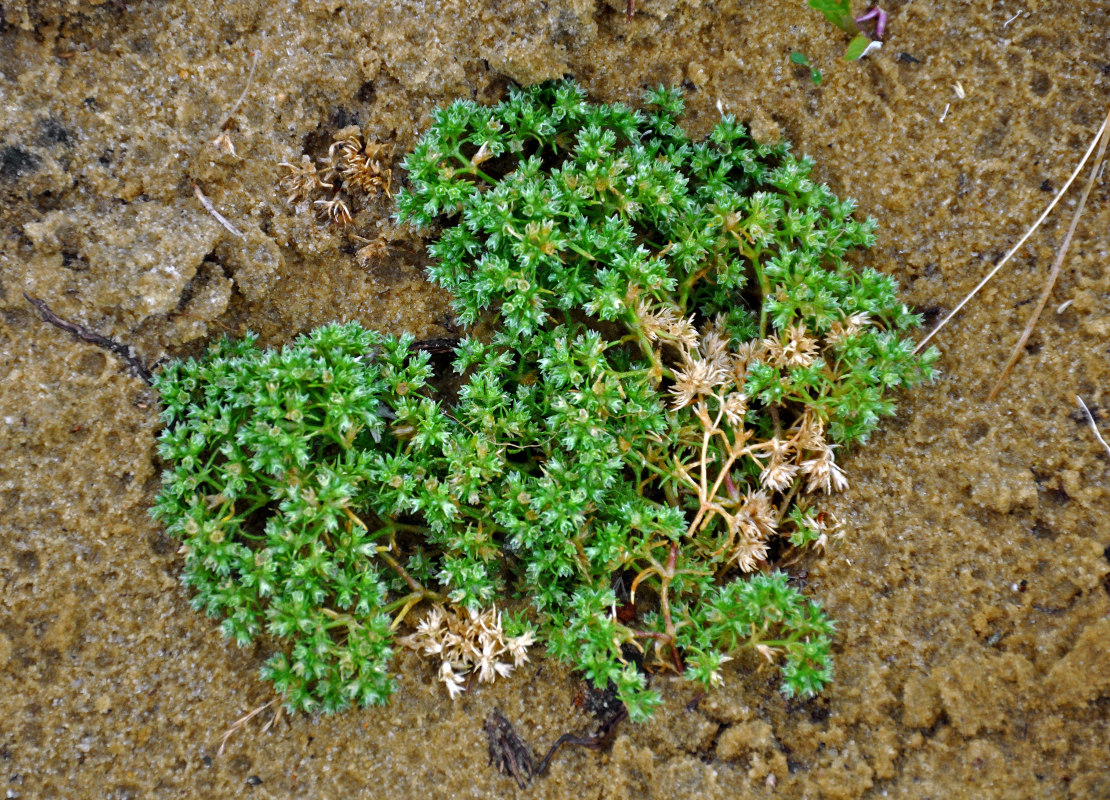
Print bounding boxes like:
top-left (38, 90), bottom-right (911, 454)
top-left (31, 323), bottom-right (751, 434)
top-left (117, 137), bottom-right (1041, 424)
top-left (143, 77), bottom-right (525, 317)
top-left (152, 81), bottom-right (936, 719)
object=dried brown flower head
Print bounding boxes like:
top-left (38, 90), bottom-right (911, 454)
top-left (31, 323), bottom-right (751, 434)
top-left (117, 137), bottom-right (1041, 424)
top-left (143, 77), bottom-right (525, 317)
top-left (278, 132), bottom-right (393, 227)
top-left (636, 300), bottom-right (698, 349)
top-left (400, 604), bottom-right (534, 699)
top-left (799, 443), bottom-right (848, 493)
top-left (314, 195), bottom-right (353, 227)
top-left (334, 135), bottom-right (393, 198)
top-left (763, 323), bottom-right (820, 368)
top-left (279, 154), bottom-right (332, 204)
top-left (825, 311), bottom-right (871, 348)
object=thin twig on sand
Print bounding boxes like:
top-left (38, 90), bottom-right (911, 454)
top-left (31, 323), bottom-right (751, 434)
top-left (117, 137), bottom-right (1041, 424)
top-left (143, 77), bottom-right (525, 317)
top-left (194, 184), bottom-right (246, 239)
top-left (23, 292), bottom-right (153, 384)
top-left (914, 107), bottom-right (1110, 356)
top-left (211, 49), bottom-right (261, 137)
top-left (1076, 396), bottom-right (1110, 457)
top-left (988, 109), bottom-right (1110, 400)
top-left (217, 699), bottom-right (281, 757)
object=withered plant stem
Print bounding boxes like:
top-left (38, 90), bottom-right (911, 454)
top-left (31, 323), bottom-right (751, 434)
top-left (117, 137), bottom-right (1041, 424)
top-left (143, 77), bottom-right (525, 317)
top-left (989, 108), bottom-right (1110, 400)
top-left (23, 292), bottom-right (153, 384)
top-left (914, 106), bottom-right (1110, 355)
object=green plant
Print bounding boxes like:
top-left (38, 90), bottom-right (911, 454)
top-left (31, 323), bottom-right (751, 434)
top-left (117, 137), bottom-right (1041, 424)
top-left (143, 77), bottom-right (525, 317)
top-left (806, 0), bottom-right (874, 61)
top-left (153, 81), bottom-right (936, 720)
top-left (790, 51), bottom-right (823, 85)
top-left (807, 0), bottom-right (856, 35)
top-left (152, 327), bottom-right (429, 712)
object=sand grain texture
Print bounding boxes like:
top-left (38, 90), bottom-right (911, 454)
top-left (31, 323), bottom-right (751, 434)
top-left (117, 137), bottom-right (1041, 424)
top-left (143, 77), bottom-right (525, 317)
top-left (1, 1), bottom-right (1107, 797)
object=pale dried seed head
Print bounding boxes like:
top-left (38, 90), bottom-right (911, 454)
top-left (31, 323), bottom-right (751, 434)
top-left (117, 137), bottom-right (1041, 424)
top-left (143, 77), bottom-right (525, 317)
top-left (727, 529), bottom-right (769, 572)
top-left (700, 328), bottom-right (731, 369)
top-left (440, 661), bottom-right (465, 699)
top-left (634, 299), bottom-right (665, 340)
top-left (791, 408), bottom-right (826, 452)
top-left (400, 603), bottom-right (533, 699)
top-left (767, 323), bottom-right (819, 368)
top-left (638, 301), bottom-right (699, 349)
top-left (740, 489), bottom-right (777, 538)
top-left (759, 460), bottom-right (798, 492)
top-left (755, 644), bottom-right (780, 665)
top-left (800, 444), bottom-right (849, 493)
top-left (670, 354), bottom-right (730, 409)
top-left (672, 316), bottom-right (700, 350)
top-left (826, 311), bottom-right (871, 347)
top-left (278, 155), bottom-right (330, 204)
top-left (722, 392), bottom-right (748, 428)
top-left (314, 196), bottom-right (353, 226)
top-left (507, 630), bottom-right (535, 666)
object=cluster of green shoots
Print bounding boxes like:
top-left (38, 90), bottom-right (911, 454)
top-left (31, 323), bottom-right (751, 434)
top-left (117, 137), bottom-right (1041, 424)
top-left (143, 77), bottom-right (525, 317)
top-left (152, 81), bottom-right (935, 720)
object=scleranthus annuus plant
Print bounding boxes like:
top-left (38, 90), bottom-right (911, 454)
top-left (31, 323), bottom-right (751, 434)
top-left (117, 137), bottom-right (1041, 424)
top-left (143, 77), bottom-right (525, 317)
top-left (152, 80), bottom-right (936, 720)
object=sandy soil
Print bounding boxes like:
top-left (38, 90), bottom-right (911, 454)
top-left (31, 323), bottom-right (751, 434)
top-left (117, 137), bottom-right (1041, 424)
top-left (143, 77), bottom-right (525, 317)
top-left (1, 1), bottom-right (1108, 797)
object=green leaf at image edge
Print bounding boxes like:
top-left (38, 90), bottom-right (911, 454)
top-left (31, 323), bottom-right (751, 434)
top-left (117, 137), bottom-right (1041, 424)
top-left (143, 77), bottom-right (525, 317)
top-left (844, 33), bottom-right (872, 61)
top-left (807, 0), bottom-right (856, 35)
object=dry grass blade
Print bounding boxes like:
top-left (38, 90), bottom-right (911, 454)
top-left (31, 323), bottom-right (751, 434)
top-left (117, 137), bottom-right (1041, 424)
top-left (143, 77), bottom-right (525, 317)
top-left (914, 107), bottom-right (1110, 356)
top-left (217, 699), bottom-right (280, 756)
top-left (212, 49), bottom-right (260, 135)
top-left (1076, 396), bottom-right (1110, 457)
top-left (194, 184), bottom-right (246, 239)
top-left (988, 110), bottom-right (1110, 400)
